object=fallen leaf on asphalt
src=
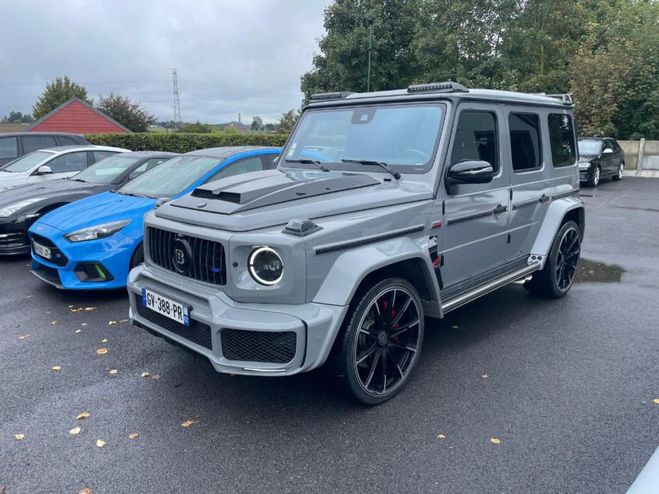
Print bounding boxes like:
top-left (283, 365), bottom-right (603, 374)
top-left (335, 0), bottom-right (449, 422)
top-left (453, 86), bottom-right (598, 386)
top-left (76, 412), bottom-right (91, 420)
top-left (653, 398), bottom-right (659, 405)
top-left (436, 433), bottom-right (446, 439)
top-left (141, 371), bottom-right (150, 378)
top-left (78, 488), bottom-right (92, 494)
top-left (490, 437), bottom-right (501, 445)
top-left (128, 433), bottom-right (140, 439)
top-left (84, 307), bottom-right (96, 311)
top-left (119, 319), bottom-right (129, 323)
top-left (96, 348), bottom-right (108, 355)
top-left (108, 320), bottom-right (117, 326)
top-left (96, 438), bottom-right (106, 448)
top-left (50, 321), bottom-right (57, 325)
top-left (18, 334), bottom-right (30, 340)
top-left (69, 426), bottom-right (81, 435)
top-left (181, 419), bottom-right (197, 428)
top-left (81, 323), bottom-right (88, 327)
top-left (101, 338), bottom-right (108, 343)
top-left (75, 329), bottom-right (82, 333)
top-left (151, 374), bottom-right (160, 380)
top-left (51, 365), bottom-right (62, 372)
top-left (451, 324), bottom-right (459, 329)
top-left (14, 433), bottom-right (24, 440)
top-left (481, 374), bottom-right (488, 379)
top-left (109, 369), bottom-right (118, 375)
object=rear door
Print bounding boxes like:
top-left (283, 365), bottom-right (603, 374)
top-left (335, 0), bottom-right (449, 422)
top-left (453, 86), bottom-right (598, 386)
top-left (439, 104), bottom-right (510, 289)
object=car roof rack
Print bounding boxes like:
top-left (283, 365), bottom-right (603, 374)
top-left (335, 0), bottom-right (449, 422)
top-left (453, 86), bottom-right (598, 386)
top-left (309, 91), bottom-right (354, 101)
top-left (407, 82), bottom-right (468, 94)
top-left (535, 92), bottom-right (574, 105)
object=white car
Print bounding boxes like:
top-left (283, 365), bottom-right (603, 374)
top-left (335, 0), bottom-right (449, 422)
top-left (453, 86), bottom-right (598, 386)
top-left (0, 145), bottom-right (129, 190)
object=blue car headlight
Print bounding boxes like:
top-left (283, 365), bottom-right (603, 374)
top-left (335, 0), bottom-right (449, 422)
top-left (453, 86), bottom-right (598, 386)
top-left (65, 220), bottom-right (131, 243)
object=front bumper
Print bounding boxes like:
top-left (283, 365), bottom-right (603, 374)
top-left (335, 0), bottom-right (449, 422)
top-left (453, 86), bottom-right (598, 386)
top-left (128, 264), bottom-right (348, 376)
top-left (0, 219), bottom-right (31, 255)
top-left (29, 221), bottom-right (135, 290)
top-left (579, 164), bottom-right (593, 182)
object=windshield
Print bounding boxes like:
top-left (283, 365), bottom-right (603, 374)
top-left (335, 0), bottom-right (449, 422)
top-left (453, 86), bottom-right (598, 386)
top-left (4, 151), bottom-right (53, 173)
top-left (118, 155), bottom-right (221, 198)
top-left (73, 155), bottom-right (141, 184)
top-left (578, 139), bottom-right (603, 156)
top-left (283, 103), bottom-right (444, 173)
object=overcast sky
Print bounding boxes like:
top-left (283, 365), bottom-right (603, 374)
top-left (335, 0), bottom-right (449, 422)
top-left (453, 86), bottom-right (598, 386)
top-left (0, 0), bottom-right (331, 124)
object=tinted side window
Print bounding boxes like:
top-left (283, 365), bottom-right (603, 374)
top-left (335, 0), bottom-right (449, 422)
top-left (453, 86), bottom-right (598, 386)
top-left (0, 137), bottom-right (18, 159)
top-left (93, 151), bottom-right (117, 163)
top-left (260, 155), bottom-right (277, 169)
top-left (548, 114), bottom-right (576, 167)
top-left (509, 113), bottom-right (541, 172)
top-left (46, 152), bottom-right (88, 173)
top-left (22, 135), bottom-right (57, 153)
top-left (205, 157), bottom-right (265, 182)
top-left (128, 158), bottom-right (169, 180)
top-left (56, 136), bottom-right (79, 145)
top-left (450, 111), bottom-right (498, 172)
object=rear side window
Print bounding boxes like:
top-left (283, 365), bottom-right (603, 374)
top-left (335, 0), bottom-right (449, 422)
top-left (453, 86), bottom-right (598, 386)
top-left (450, 111), bottom-right (498, 172)
top-left (0, 137), bottom-right (18, 160)
top-left (57, 136), bottom-right (79, 145)
top-left (22, 135), bottom-right (57, 153)
top-left (47, 152), bottom-right (88, 173)
top-left (509, 113), bottom-right (541, 172)
top-left (548, 114), bottom-right (576, 167)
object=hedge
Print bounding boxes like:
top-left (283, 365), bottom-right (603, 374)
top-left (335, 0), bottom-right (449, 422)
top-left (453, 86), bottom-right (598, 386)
top-left (85, 132), bottom-right (289, 153)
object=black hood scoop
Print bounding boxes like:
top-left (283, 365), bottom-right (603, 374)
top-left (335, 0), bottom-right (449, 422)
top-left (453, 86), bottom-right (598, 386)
top-left (180, 169), bottom-right (380, 214)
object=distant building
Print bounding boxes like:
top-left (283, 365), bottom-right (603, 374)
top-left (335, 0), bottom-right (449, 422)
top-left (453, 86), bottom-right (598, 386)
top-left (28, 97), bottom-right (130, 134)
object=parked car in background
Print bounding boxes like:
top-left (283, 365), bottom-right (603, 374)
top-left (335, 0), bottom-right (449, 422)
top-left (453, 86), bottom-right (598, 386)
top-left (0, 145), bottom-right (129, 191)
top-left (0, 151), bottom-right (177, 255)
top-left (0, 132), bottom-right (89, 166)
top-left (29, 146), bottom-right (279, 290)
top-left (578, 137), bottom-right (625, 186)
top-left (127, 83), bottom-right (583, 405)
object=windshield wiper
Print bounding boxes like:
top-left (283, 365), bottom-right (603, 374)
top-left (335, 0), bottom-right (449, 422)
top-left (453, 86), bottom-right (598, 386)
top-left (285, 158), bottom-right (329, 172)
top-left (117, 190), bottom-right (151, 198)
top-left (341, 159), bottom-right (401, 180)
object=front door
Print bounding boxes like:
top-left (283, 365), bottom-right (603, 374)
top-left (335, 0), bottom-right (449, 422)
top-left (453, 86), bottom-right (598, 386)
top-left (439, 105), bottom-right (510, 289)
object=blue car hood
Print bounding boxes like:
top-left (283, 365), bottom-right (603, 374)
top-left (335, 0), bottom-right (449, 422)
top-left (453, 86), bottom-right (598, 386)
top-left (36, 191), bottom-right (156, 233)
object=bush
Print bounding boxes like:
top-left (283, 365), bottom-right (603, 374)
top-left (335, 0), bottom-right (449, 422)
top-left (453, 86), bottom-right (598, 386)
top-left (85, 132), bottom-right (289, 153)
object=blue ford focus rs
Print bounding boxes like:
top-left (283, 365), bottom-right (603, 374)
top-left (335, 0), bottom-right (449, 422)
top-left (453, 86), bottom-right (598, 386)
top-left (29, 147), bottom-right (279, 290)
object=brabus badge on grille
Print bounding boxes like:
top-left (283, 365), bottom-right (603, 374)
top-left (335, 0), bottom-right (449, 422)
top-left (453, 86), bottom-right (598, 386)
top-left (172, 237), bottom-right (192, 274)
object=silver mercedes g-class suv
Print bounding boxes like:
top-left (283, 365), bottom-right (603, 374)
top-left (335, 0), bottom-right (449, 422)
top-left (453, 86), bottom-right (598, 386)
top-left (128, 82), bottom-right (583, 405)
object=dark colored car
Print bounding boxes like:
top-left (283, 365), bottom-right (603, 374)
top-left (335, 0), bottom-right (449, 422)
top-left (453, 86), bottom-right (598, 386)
top-left (0, 151), bottom-right (177, 255)
top-left (578, 137), bottom-right (625, 186)
top-left (0, 133), bottom-right (90, 166)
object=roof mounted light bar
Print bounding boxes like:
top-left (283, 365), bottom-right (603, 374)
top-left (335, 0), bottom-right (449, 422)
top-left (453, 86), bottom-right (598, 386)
top-left (309, 91), bottom-right (354, 101)
top-left (407, 82), bottom-right (468, 94)
top-left (535, 93), bottom-right (574, 105)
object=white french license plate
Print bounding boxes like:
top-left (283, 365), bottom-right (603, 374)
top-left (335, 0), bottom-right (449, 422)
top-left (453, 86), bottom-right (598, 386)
top-left (33, 241), bottom-right (51, 259)
top-left (142, 288), bottom-right (189, 326)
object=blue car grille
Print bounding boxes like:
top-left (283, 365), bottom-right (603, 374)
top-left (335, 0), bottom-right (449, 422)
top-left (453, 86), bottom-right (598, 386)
top-left (31, 234), bottom-right (68, 267)
top-left (147, 227), bottom-right (226, 286)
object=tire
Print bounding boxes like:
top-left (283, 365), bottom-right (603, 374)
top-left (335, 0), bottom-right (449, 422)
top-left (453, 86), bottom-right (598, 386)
top-left (129, 243), bottom-right (144, 269)
top-left (525, 220), bottom-right (581, 298)
top-left (330, 278), bottom-right (424, 405)
top-left (612, 162), bottom-right (624, 181)
top-left (587, 165), bottom-right (601, 187)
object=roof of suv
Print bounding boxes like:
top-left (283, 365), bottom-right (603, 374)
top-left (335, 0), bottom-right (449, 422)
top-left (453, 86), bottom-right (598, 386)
top-left (307, 84), bottom-right (573, 109)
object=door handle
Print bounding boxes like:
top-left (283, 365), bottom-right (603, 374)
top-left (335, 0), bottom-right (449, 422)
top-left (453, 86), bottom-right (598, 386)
top-left (539, 194), bottom-right (550, 203)
top-left (493, 204), bottom-right (508, 214)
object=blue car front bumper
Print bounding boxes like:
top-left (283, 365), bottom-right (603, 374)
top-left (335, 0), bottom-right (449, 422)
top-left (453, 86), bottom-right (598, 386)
top-left (29, 221), bottom-right (138, 290)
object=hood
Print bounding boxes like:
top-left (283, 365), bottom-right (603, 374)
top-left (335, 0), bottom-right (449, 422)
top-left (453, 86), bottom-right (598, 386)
top-left (578, 154), bottom-right (598, 161)
top-left (0, 173), bottom-right (28, 190)
top-left (0, 179), bottom-right (106, 209)
top-left (37, 191), bottom-right (155, 232)
top-left (159, 169), bottom-right (434, 232)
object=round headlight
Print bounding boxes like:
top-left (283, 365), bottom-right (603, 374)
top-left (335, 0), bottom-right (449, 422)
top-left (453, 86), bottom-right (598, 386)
top-left (248, 246), bottom-right (284, 285)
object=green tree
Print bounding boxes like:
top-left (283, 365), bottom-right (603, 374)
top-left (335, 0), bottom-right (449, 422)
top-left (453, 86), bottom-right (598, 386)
top-left (2, 111), bottom-right (33, 123)
top-left (301, 0), bottom-right (420, 100)
top-left (97, 94), bottom-right (155, 132)
top-left (33, 76), bottom-right (89, 119)
top-left (177, 121), bottom-right (212, 133)
top-left (277, 110), bottom-right (299, 133)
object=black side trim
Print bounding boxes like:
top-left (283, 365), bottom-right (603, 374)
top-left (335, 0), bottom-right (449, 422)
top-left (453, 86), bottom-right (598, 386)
top-left (553, 190), bottom-right (578, 200)
top-left (314, 224), bottom-right (425, 255)
top-left (447, 204), bottom-right (508, 225)
top-left (512, 198), bottom-right (540, 210)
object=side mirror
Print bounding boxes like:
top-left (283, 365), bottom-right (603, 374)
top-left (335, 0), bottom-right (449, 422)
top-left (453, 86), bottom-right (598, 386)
top-left (446, 160), bottom-right (494, 186)
top-left (602, 148), bottom-right (613, 154)
top-left (35, 165), bottom-right (52, 175)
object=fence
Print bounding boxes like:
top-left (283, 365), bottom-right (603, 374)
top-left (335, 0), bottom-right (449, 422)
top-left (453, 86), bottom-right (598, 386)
top-left (618, 140), bottom-right (659, 178)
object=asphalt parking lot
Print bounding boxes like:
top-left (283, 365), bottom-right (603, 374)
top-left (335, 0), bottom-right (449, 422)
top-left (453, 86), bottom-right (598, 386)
top-left (1, 177), bottom-right (658, 494)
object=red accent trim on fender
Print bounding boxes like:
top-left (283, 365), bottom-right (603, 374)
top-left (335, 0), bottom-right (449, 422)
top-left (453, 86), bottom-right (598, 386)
top-left (431, 221), bottom-right (443, 229)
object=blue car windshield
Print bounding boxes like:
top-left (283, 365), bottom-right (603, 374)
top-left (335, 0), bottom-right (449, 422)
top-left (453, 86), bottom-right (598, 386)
top-left (73, 155), bottom-right (141, 184)
top-left (283, 103), bottom-right (444, 174)
top-left (118, 155), bottom-right (221, 198)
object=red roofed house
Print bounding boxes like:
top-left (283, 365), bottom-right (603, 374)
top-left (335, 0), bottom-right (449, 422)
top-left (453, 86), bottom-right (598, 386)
top-left (28, 97), bottom-right (130, 134)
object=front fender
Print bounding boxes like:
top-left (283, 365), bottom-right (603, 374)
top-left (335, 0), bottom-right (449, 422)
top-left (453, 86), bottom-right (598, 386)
top-left (311, 235), bottom-right (441, 315)
top-left (531, 196), bottom-right (584, 264)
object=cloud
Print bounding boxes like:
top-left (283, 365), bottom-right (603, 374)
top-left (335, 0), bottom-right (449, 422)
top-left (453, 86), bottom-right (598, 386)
top-left (0, 0), bottom-right (330, 123)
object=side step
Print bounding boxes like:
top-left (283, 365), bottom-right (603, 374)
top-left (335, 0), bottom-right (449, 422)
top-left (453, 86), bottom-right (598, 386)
top-left (441, 262), bottom-right (541, 314)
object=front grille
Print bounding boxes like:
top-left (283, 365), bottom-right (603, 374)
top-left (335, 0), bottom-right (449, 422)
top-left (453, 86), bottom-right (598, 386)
top-left (221, 329), bottom-right (296, 364)
top-left (0, 231), bottom-right (27, 248)
top-left (31, 234), bottom-right (68, 267)
top-left (147, 227), bottom-right (226, 285)
top-left (133, 294), bottom-right (212, 350)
